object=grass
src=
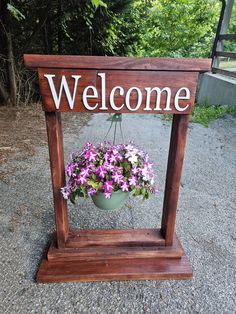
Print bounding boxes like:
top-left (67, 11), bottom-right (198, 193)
top-left (161, 104), bottom-right (236, 127)
top-left (220, 60), bottom-right (236, 69)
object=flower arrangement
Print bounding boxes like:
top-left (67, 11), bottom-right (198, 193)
top-left (61, 141), bottom-right (158, 205)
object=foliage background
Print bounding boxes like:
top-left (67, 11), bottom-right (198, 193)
top-left (0, 0), bottom-right (227, 106)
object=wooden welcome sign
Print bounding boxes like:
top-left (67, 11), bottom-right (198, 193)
top-left (24, 54), bottom-right (211, 283)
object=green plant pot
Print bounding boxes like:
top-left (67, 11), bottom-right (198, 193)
top-left (91, 190), bottom-right (129, 211)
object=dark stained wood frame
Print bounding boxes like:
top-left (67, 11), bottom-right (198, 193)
top-left (24, 55), bottom-right (211, 283)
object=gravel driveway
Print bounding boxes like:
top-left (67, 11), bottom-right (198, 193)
top-left (0, 113), bottom-right (235, 313)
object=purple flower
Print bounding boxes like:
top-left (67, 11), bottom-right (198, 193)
top-left (87, 163), bottom-right (94, 169)
top-left (109, 154), bottom-right (117, 163)
top-left (68, 178), bottom-right (77, 191)
top-left (121, 181), bottom-right (129, 192)
top-left (116, 154), bottom-right (123, 162)
top-left (116, 166), bottom-right (123, 173)
top-left (88, 188), bottom-right (97, 196)
top-left (97, 166), bottom-right (107, 178)
top-left (103, 181), bottom-right (114, 192)
top-left (137, 168), bottom-right (143, 176)
top-left (141, 167), bottom-right (149, 177)
top-left (144, 162), bottom-right (153, 170)
top-left (80, 167), bottom-right (90, 177)
top-left (112, 172), bottom-right (123, 184)
top-left (129, 176), bottom-right (138, 186)
top-left (105, 163), bottom-right (115, 172)
top-left (131, 166), bottom-right (139, 175)
top-left (87, 151), bottom-right (97, 162)
top-left (125, 144), bottom-right (134, 151)
top-left (77, 175), bottom-right (88, 185)
top-left (66, 163), bottom-right (75, 177)
top-left (104, 152), bottom-right (110, 162)
top-left (61, 187), bottom-right (70, 199)
top-left (104, 191), bottom-right (112, 199)
top-left (64, 141), bottom-right (157, 203)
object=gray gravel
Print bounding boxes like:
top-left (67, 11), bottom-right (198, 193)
top-left (0, 113), bottom-right (236, 314)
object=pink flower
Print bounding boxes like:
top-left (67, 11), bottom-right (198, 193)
top-left (112, 172), bottom-right (123, 184)
top-left (141, 167), bottom-right (150, 178)
top-left (131, 166), bottom-right (139, 175)
top-left (66, 163), bottom-right (75, 177)
top-left (61, 187), bottom-right (70, 199)
top-left (97, 166), bottom-right (107, 179)
top-left (129, 176), bottom-right (138, 186)
top-left (87, 151), bottom-right (97, 162)
top-left (103, 181), bottom-right (114, 192)
top-left (104, 152), bottom-right (110, 162)
top-left (121, 181), bottom-right (129, 192)
top-left (88, 188), bottom-right (97, 196)
top-left (116, 154), bottom-right (123, 161)
top-left (80, 167), bottom-right (90, 177)
top-left (144, 162), bottom-right (153, 170)
top-left (104, 191), bottom-right (112, 199)
top-left (87, 163), bottom-right (94, 169)
top-left (77, 175), bottom-right (87, 185)
top-left (105, 163), bottom-right (115, 172)
top-left (109, 154), bottom-right (117, 163)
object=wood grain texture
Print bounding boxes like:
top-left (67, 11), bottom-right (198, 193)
top-left (66, 228), bottom-right (165, 248)
top-left (24, 54), bottom-right (211, 72)
top-left (45, 112), bottom-right (69, 248)
top-left (38, 69), bottom-right (198, 113)
top-left (36, 231), bottom-right (192, 282)
top-left (36, 255), bottom-right (192, 283)
top-left (161, 114), bottom-right (190, 245)
top-left (47, 231), bottom-right (183, 261)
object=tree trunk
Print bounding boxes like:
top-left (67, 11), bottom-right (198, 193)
top-left (0, 0), bottom-right (17, 106)
top-left (57, 0), bottom-right (63, 54)
top-left (7, 31), bottom-right (17, 106)
top-left (0, 81), bottom-right (10, 105)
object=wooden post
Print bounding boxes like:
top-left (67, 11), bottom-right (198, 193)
top-left (161, 114), bottom-right (190, 246)
top-left (45, 112), bottom-right (69, 248)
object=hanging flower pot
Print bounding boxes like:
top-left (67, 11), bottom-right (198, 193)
top-left (61, 142), bottom-right (158, 210)
top-left (91, 190), bottom-right (129, 211)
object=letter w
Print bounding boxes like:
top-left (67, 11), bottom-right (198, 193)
top-left (44, 74), bottom-right (81, 109)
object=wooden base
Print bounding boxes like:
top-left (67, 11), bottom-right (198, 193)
top-left (36, 229), bottom-right (192, 283)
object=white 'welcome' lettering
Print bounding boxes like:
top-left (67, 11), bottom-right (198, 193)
top-left (44, 73), bottom-right (191, 112)
top-left (44, 74), bottom-right (81, 109)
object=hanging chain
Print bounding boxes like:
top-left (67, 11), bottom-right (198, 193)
top-left (103, 113), bottom-right (124, 144)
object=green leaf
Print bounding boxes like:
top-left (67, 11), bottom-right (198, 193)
top-left (141, 188), bottom-right (146, 196)
top-left (88, 180), bottom-right (99, 189)
top-left (81, 186), bottom-right (87, 197)
top-left (91, 0), bottom-right (100, 8)
top-left (91, 0), bottom-right (107, 9)
top-left (134, 189), bottom-right (141, 197)
top-left (7, 4), bottom-right (25, 21)
top-left (124, 163), bottom-right (130, 172)
top-left (70, 192), bottom-right (76, 204)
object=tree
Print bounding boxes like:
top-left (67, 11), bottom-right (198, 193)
top-left (0, 0), bottom-right (221, 106)
top-left (116, 0), bottom-right (221, 58)
top-left (0, 0), bottom-right (132, 106)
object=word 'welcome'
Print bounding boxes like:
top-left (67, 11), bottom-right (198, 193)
top-left (43, 72), bottom-right (194, 113)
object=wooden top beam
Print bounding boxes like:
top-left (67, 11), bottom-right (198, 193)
top-left (24, 54), bottom-right (211, 73)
